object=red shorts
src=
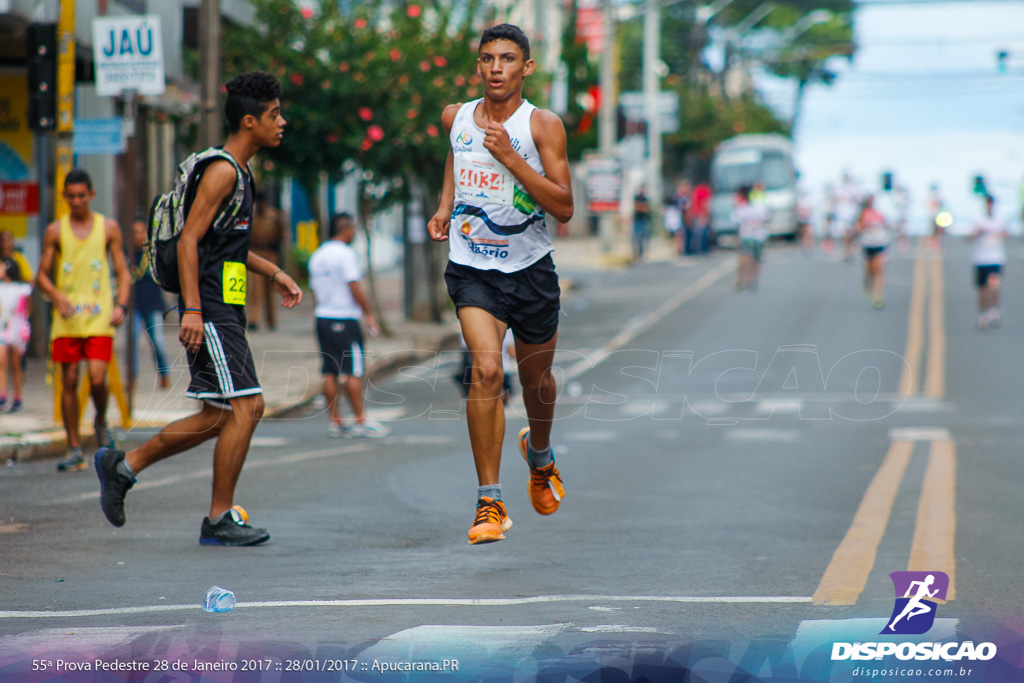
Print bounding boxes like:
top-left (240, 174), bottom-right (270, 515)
top-left (51, 337), bottom-right (113, 363)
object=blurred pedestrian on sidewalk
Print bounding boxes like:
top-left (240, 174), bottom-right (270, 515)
top-left (35, 169), bottom-right (131, 472)
top-left (0, 230), bottom-right (32, 413)
top-left (632, 186), bottom-right (651, 262)
top-left (130, 221), bottom-right (170, 392)
top-left (246, 191), bottom-right (285, 331)
top-left (690, 181), bottom-right (712, 254)
top-left (308, 212), bottom-right (388, 438)
top-left (94, 71), bottom-right (301, 547)
top-left (428, 24), bottom-right (572, 545)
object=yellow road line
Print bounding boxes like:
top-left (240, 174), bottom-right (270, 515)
top-left (908, 439), bottom-right (957, 601)
top-left (924, 254), bottom-right (946, 398)
top-left (899, 241), bottom-right (928, 397)
top-left (812, 440), bottom-right (914, 606)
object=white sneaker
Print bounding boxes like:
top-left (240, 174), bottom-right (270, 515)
top-left (328, 421), bottom-right (348, 438)
top-left (348, 418), bottom-right (390, 438)
top-left (988, 308), bottom-right (1002, 328)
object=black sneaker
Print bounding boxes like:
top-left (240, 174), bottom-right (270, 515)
top-left (199, 508), bottom-right (269, 546)
top-left (95, 448), bottom-right (135, 527)
top-left (56, 448), bottom-right (87, 472)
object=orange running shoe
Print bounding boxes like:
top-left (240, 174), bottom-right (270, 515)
top-left (467, 497), bottom-right (512, 544)
top-left (518, 427), bottom-right (565, 515)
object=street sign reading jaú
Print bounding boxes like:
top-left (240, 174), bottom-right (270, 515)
top-left (92, 15), bottom-right (165, 96)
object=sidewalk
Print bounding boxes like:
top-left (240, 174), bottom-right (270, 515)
top-left (0, 232), bottom-right (681, 462)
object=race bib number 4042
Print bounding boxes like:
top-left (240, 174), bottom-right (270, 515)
top-left (454, 152), bottom-right (514, 206)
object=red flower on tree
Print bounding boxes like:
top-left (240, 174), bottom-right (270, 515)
top-left (354, 18), bottom-right (366, 29)
top-left (426, 125), bottom-right (439, 137)
top-left (407, 5), bottom-right (422, 17)
top-left (419, 61), bottom-right (430, 72)
top-left (433, 56), bottom-right (447, 68)
top-left (290, 73), bottom-right (304, 85)
top-left (368, 125), bottom-right (384, 142)
top-left (390, 49), bottom-right (401, 62)
top-left (358, 107), bottom-right (373, 121)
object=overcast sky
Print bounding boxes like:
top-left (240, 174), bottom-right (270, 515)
top-left (756, 0), bottom-right (1024, 232)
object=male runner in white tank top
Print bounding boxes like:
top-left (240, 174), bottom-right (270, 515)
top-left (428, 24), bottom-right (574, 544)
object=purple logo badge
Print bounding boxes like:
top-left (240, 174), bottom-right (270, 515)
top-left (882, 571), bottom-right (949, 635)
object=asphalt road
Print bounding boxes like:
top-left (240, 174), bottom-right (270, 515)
top-left (2, 238), bottom-right (1022, 682)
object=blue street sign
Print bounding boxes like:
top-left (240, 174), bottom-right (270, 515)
top-left (72, 118), bottom-right (125, 155)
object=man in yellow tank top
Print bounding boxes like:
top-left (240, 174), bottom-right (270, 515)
top-left (35, 169), bottom-right (131, 472)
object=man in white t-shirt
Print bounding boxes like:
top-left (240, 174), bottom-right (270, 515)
top-left (969, 195), bottom-right (1008, 330)
top-left (308, 213), bottom-right (388, 437)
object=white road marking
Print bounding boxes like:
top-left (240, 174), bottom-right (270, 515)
top-left (888, 427), bottom-right (952, 442)
top-left (0, 594), bottom-right (812, 619)
top-left (249, 436), bottom-right (291, 447)
top-left (578, 625), bottom-right (664, 633)
top-left (725, 429), bottom-right (801, 442)
top-left (755, 400), bottom-right (804, 415)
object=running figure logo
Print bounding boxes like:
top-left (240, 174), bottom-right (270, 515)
top-left (883, 571), bottom-right (949, 635)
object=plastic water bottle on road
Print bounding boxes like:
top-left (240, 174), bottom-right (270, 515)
top-left (202, 586), bottom-right (236, 613)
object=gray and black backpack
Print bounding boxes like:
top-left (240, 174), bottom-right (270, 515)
top-left (145, 148), bottom-right (246, 293)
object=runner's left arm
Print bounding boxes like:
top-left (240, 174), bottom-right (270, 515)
top-left (483, 108), bottom-right (573, 224)
top-left (246, 251), bottom-right (302, 309)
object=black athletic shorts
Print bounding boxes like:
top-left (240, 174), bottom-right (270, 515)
top-left (975, 264), bottom-right (1001, 288)
top-left (186, 320), bottom-right (261, 408)
top-left (316, 317), bottom-right (366, 377)
top-left (864, 246), bottom-right (886, 260)
top-left (444, 253), bottom-right (560, 345)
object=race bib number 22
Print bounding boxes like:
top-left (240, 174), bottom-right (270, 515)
top-left (223, 261), bottom-right (246, 305)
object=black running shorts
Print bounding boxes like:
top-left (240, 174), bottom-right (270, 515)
top-left (444, 253), bottom-right (560, 345)
top-left (316, 317), bottom-right (366, 377)
top-left (975, 264), bottom-right (1001, 288)
top-left (186, 321), bottom-right (261, 407)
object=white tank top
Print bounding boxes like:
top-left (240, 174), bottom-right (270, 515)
top-left (448, 98), bottom-right (551, 273)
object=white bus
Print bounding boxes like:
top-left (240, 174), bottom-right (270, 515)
top-left (709, 134), bottom-right (798, 246)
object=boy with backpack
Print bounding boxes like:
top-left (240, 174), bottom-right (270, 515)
top-left (94, 71), bottom-right (302, 546)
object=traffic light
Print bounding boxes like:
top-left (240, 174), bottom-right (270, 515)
top-left (973, 175), bottom-right (987, 196)
top-left (996, 50), bottom-right (1009, 73)
top-left (26, 23), bottom-right (57, 132)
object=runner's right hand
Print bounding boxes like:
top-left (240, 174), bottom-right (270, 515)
top-left (427, 211), bottom-right (451, 242)
top-left (179, 312), bottom-right (204, 353)
top-left (54, 293), bottom-right (75, 319)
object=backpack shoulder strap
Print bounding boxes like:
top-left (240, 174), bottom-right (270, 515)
top-left (182, 148), bottom-right (248, 233)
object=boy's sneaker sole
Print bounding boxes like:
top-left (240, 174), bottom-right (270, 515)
top-left (95, 448), bottom-right (135, 527)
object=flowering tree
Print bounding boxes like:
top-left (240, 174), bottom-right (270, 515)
top-left (223, 0), bottom-right (484, 322)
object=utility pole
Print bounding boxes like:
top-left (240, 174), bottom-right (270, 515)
top-left (597, 0), bottom-right (617, 252)
top-left (643, 0), bottom-right (662, 232)
top-left (199, 0), bottom-right (221, 148)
